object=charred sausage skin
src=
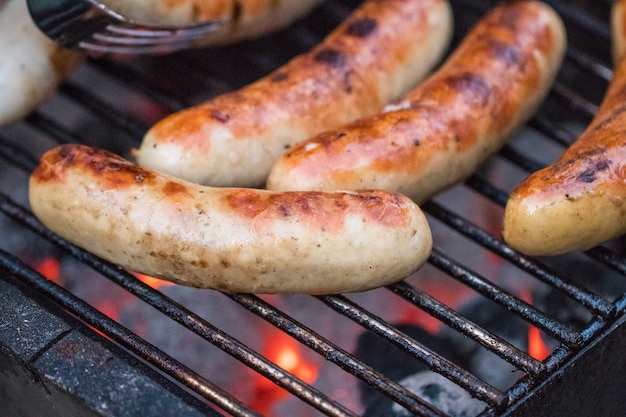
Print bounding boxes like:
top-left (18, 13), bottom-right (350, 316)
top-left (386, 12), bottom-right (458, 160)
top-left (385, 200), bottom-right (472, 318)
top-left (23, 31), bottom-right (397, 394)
top-left (29, 144), bottom-right (432, 294)
top-left (266, 1), bottom-right (566, 205)
top-left (136, 0), bottom-right (454, 187)
top-left (502, 1), bottom-right (626, 256)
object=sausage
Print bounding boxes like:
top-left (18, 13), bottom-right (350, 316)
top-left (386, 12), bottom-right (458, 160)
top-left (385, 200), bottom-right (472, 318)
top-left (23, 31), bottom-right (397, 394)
top-left (99, 0), bottom-right (323, 47)
top-left (135, 0), bottom-right (454, 187)
top-left (0, 0), bottom-right (83, 125)
top-left (29, 144), bottom-right (432, 294)
top-left (266, 1), bottom-right (566, 206)
top-left (501, 1), bottom-right (626, 256)
top-left (0, 0), bottom-right (315, 126)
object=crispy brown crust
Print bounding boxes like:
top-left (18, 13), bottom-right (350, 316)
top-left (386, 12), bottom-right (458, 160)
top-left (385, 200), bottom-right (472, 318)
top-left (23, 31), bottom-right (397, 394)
top-left (136, 0), bottom-right (453, 186)
top-left (267, 1), bottom-right (566, 203)
top-left (147, 0), bottom-right (436, 148)
top-left (30, 144), bottom-right (432, 294)
top-left (502, 16), bottom-right (626, 255)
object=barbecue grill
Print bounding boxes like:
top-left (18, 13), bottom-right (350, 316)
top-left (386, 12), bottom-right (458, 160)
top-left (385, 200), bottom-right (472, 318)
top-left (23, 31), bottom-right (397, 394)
top-left (1, 0), bottom-right (625, 416)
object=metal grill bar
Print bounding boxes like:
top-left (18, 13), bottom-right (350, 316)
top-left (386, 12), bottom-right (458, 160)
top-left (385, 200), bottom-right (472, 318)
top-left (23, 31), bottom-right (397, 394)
top-left (428, 250), bottom-right (582, 346)
top-left (58, 82), bottom-right (148, 139)
top-left (318, 293), bottom-right (507, 408)
top-left (0, 248), bottom-right (259, 417)
top-left (386, 281), bottom-right (542, 378)
top-left (423, 201), bottom-right (616, 319)
top-left (230, 293), bottom-right (449, 417)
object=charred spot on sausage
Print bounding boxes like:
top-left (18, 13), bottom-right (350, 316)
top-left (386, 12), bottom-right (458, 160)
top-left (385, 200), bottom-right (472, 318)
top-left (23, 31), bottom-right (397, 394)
top-left (314, 48), bottom-right (347, 68)
top-left (278, 204), bottom-right (291, 217)
top-left (271, 72), bottom-right (289, 82)
top-left (577, 168), bottom-right (596, 183)
top-left (489, 40), bottom-right (524, 69)
top-left (346, 18), bottom-right (377, 38)
top-left (596, 159), bottom-right (611, 171)
top-left (210, 110), bottom-right (230, 123)
top-left (446, 72), bottom-right (491, 107)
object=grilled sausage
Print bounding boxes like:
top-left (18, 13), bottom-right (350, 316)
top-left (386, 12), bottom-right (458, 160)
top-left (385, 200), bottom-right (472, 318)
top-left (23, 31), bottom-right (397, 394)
top-left (100, 0), bottom-right (322, 47)
top-left (0, 0), bottom-right (316, 126)
top-left (0, 0), bottom-right (83, 125)
top-left (29, 144), bottom-right (432, 294)
top-left (266, 1), bottom-right (566, 206)
top-left (135, 0), bottom-right (454, 187)
top-left (502, 2), bottom-right (626, 256)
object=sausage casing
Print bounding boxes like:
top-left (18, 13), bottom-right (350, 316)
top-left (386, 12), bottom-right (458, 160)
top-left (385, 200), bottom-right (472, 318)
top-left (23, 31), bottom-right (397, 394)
top-left (0, 0), bottom-right (83, 125)
top-left (100, 0), bottom-right (323, 47)
top-left (135, 0), bottom-right (454, 187)
top-left (502, 1), bottom-right (626, 256)
top-left (266, 1), bottom-right (566, 205)
top-left (29, 144), bottom-right (432, 294)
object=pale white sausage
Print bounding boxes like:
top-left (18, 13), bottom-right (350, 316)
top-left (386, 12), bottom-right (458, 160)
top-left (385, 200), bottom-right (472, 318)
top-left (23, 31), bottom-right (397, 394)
top-left (29, 144), bottom-right (432, 294)
top-left (0, 0), bottom-right (83, 125)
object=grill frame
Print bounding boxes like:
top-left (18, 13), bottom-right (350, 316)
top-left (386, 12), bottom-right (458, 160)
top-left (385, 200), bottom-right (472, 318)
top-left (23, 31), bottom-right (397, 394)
top-left (1, 0), bottom-right (626, 416)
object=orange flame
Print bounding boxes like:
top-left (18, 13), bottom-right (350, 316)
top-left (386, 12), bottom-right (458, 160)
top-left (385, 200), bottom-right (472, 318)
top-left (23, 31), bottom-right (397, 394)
top-left (35, 257), bottom-right (61, 284)
top-left (528, 325), bottom-right (550, 361)
top-left (520, 289), bottom-right (551, 361)
top-left (134, 272), bottom-right (175, 289)
top-left (251, 331), bottom-right (318, 414)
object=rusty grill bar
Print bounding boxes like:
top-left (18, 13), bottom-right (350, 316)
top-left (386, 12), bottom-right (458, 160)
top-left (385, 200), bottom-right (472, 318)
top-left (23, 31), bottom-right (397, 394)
top-left (1, 0), bottom-right (626, 416)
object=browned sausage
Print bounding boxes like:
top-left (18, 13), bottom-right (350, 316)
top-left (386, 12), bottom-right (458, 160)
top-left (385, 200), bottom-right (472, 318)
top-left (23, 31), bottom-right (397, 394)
top-left (266, 1), bottom-right (566, 206)
top-left (502, 1), bottom-right (626, 256)
top-left (29, 144), bottom-right (432, 294)
top-left (135, 0), bottom-right (454, 187)
top-left (100, 0), bottom-right (323, 47)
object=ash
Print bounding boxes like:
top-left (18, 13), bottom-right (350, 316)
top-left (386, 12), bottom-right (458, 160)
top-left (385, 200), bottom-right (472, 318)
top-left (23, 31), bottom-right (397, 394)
top-left (391, 371), bottom-right (485, 417)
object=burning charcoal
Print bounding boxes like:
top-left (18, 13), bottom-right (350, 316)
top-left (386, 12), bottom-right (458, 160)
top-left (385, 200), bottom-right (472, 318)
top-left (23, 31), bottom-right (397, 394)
top-left (438, 297), bottom-right (529, 390)
top-left (354, 324), bottom-right (469, 412)
top-left (364, 370), bottom-right (485, 417)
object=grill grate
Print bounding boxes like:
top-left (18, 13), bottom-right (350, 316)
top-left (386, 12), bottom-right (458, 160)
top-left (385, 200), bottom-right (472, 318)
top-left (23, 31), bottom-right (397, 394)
top-left (1, 1), bottom-right (626, 416)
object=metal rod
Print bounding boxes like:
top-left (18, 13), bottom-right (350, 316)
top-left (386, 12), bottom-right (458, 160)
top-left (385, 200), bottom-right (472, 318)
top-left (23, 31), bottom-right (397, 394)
top-left (318, 293), bottom-right (508, 409)
top-left (0, 249), bottom-right (259, 417)
top-left (230, 293), bottom-right (449, 417)
top-left (423, 201), bottom-right (616, 319)
top-left (428, 249), bottom-right (583, 346)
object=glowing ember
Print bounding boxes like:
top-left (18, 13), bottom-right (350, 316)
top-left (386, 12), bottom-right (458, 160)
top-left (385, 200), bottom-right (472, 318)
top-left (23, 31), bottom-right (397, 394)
top-left (520, 290), bottom-right (551, 361)
top-left (134, 272), bottom-right (175, 289)
top-left (251, 330), bottom-right (318, 414)
top-left (527, 326), bottom-right (550, 361)
top-left (35, 257), bottom-right (61, 284)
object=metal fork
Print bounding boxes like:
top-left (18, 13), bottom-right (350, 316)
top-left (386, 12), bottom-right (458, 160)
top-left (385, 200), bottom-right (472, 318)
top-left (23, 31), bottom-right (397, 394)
top-left (27, 0), bottom-right (226, 55)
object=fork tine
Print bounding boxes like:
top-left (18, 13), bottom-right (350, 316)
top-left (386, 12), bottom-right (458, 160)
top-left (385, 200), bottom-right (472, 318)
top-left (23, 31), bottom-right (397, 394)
top-left (28, 0), bottom-right (227, 55)
top-left (81, 20), bottom-right (224, 55)
top-left (104, 20), bottom-right (225, 42)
